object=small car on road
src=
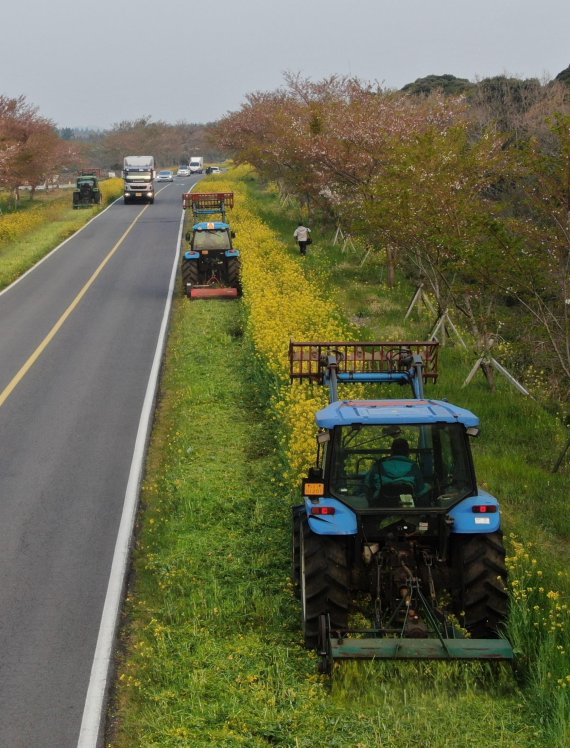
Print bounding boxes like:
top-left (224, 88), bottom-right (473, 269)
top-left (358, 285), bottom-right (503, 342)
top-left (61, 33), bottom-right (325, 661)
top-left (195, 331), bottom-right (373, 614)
top-left (156, 170), bottom-right (174, 182)
top-left (177, 167), bottom-right (190, 177)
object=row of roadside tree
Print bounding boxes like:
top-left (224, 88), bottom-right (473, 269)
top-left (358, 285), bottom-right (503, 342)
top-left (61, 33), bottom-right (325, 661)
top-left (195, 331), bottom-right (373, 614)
top-left (214, 73), bottom-right (570, 407)
top-left (0, 95), bottom-right (221, 202)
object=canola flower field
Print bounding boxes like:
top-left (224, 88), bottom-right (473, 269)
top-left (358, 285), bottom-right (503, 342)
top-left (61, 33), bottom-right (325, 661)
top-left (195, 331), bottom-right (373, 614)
top-left (108, 167), bottom-right (568, 747)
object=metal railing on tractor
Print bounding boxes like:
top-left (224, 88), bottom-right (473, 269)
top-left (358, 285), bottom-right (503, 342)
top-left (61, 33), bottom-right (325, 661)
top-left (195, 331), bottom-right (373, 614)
top-left (289, 341), bottom-right (439, 400)
top-left (182, 192), bottom-right (234, 222)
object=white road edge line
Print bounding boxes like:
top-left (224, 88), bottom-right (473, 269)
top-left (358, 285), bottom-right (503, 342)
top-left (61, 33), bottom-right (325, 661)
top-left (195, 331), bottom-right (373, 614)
top-left (0, 197), bottom-right (122, 298)
top-left (76, 205), bottom-right (186, 748)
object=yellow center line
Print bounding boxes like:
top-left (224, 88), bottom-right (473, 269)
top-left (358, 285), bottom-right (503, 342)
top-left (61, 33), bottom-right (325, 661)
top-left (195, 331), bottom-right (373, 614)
top-left (0, 205), bottom-right (149, 408)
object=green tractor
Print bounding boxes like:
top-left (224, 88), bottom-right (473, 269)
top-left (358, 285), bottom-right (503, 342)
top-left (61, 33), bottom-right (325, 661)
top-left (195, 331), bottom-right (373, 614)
top-left (72, 173), bottom-right (102, 209)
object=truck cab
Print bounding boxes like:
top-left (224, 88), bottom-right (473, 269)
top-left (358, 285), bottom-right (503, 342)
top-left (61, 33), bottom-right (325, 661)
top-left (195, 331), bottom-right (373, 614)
top-left (123, 156), bottom-right (155, 204)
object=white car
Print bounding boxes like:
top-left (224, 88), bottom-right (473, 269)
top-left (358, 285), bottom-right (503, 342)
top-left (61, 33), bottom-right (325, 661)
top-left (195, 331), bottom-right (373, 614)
top-left (177, 167), bottom-right (190, 177)
top-left (210, 166), bottom-right (222, 174)
top-left (156, 170), bottom-right (174, 182)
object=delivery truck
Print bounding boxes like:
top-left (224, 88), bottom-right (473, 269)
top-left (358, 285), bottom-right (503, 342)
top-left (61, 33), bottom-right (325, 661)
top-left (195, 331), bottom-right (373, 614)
top-left (189, 156), bottom-right (204, 174)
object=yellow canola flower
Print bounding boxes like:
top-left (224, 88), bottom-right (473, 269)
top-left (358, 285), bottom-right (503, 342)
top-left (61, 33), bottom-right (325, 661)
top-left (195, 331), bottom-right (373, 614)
top-left (210, 168), bottom-right (352, 481)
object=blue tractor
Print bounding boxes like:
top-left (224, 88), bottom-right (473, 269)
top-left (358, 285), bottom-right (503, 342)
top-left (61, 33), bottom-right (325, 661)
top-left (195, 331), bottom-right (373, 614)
top-left (290, 341), bottom-right (512, 672)
top-left (180, 192), bottom-right (241, 299)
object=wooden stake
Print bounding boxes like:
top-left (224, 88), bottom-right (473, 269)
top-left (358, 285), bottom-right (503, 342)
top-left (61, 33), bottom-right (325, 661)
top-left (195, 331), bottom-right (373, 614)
top-left (462, 355), bottom-right (530, 396)
top-left (405, 284), bottom-right (435, 320)
top-left (552, 436), bottom-right (570, 473)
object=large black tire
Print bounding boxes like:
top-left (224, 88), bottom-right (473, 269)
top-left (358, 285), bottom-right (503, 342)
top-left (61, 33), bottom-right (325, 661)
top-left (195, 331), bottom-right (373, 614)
top-left (300, 517), bottom-right (350, 648)
top-left (225, 256), bottom-right (241, 294)
top-left (181, 257), bottom-right (199, 296)
top-left (452, 532), bottom-right (509, 638)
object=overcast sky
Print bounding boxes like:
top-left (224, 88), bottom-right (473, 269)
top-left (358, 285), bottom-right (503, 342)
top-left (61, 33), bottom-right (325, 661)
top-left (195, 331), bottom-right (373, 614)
top-left (2, 0), bottom-right (568, 130)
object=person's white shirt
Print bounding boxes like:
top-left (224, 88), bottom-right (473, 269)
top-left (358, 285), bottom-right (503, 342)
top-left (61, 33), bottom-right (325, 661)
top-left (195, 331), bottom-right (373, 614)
top-left (293, 225), bottom-right (311, 241)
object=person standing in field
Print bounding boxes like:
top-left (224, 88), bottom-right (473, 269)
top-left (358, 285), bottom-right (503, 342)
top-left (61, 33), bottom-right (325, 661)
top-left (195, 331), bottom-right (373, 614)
top-left (293, 222), bottom-right (311, 255)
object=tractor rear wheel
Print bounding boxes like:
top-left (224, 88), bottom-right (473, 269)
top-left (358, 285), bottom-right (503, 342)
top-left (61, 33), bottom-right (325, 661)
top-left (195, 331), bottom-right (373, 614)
top-left (300, 517), bottom-right (349, 648)
top-left (181, 258), bottom-right (199, 296)
top-left (225, 257), bottom-right (241, 294)
top-left (453, 532), bottom-right (509, 638)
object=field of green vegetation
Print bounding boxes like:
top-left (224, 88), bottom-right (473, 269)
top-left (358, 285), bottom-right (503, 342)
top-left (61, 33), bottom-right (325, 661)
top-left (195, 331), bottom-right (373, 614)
top-left (107, 170), bottom-right (568, 747)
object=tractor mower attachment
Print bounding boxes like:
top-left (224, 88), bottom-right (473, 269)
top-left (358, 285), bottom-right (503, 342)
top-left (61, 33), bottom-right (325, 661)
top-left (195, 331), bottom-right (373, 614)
top-left (181, 192), bottom-right (241, 299)
top-left (188, 286), bottom-right (238, 299)
top-left (315, 530), bottom-right (513, 675)
top-left (317, 559), bottom-right (513, 674)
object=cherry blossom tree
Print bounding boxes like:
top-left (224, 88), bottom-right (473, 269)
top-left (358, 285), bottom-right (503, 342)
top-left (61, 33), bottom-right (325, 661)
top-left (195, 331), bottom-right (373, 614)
top-left (0, 94), bottom-right (75, 201)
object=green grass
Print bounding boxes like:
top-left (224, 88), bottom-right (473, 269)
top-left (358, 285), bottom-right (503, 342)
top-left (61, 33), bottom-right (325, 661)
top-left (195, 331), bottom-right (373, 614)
top-left (0, 204), bottom-right (92, 289)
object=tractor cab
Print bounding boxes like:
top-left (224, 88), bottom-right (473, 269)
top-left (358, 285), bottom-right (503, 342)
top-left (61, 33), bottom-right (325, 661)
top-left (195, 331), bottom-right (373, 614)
top-left (189, 221), bottom-right (235, 252)
top-left (317, 407), bottom-right (479, 512)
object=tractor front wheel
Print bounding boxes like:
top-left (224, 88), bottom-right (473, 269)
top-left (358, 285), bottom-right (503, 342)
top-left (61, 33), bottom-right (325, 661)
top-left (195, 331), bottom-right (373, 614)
top-left (452, 532), bottom-right (509, 638)
top-left (299, 517), bottom-right (349, 649)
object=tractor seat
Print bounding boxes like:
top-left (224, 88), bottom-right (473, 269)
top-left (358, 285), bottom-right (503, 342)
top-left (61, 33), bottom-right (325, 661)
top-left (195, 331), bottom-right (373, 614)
top-left (375, 481), bottom-right (416, 508)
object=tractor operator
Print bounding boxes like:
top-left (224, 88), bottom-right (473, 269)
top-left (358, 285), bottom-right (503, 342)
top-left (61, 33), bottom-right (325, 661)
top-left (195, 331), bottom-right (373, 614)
top-left (364, 438), bottom-right (431, 507)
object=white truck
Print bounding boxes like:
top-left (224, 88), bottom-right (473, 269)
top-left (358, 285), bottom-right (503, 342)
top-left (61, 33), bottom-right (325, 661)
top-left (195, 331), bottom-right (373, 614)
top-left (189, 156), bottom-right (204, 174)
top-left (123, 155), bottom-right (155, 204)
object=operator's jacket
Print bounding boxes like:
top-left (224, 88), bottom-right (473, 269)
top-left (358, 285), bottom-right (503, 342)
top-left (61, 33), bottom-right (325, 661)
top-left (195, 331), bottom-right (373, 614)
top-left (365, 456), bottom-right (430, 506)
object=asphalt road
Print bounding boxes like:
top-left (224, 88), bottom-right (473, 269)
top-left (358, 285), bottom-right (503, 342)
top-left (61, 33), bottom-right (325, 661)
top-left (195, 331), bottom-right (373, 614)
top-left (0, 176), bottom-right (199, 747)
